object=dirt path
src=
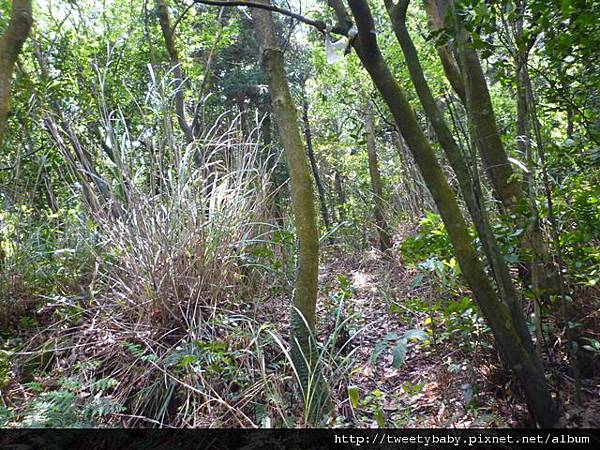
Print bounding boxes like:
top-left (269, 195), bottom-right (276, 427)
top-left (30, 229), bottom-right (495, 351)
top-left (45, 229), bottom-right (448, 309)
top-left (265, 246), bottom-right (598, 428)
top-left (315, 249), bottom-right (526, 427)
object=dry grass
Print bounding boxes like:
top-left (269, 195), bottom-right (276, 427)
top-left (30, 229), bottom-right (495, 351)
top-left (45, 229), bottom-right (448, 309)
top-left (2, 69), bottom-right (306, 427)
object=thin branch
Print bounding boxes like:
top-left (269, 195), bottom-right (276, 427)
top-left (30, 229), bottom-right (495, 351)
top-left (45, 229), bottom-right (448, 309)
top-left (0, 146), bottom-right (43, 171)
top-left (191, 0), bottom-right (347, 35)
top-left (172, 1), bottom-right (196, 33)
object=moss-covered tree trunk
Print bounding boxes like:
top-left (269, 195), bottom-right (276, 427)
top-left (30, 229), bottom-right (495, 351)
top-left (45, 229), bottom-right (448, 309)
top-left (0, 0), bottom-right (33, 142)
top-left (251, 1), bottom-right (329, 422)
top-left (364, 99), bottom-right (392, 251)
top-left (385, 0), bottom-right (535, 359)
top-left (328, 0), bottom-right (559, 427)
top-left (425, 0), bottom-right (559, 295)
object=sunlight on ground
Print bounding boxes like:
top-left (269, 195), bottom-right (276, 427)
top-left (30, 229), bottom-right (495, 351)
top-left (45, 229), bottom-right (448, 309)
top-left (351, 270), bottom-right (372, 291)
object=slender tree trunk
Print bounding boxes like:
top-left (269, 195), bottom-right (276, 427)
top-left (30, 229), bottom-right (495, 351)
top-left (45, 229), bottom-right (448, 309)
top-left (385, 0), bottom-right (535, 359)
top-left (424, 0), bottom-right (527, 210)
top-left (512, 2), bottom-right (544, 355)
top-left (301, 84), bottom-right (332, 234)
top-left (426, 0), bottom-right (559, 295)
top-left (251, 1), bottom-right (328, 422)
top-left (0, 0), bottom-right (33, 142)
top-left (328, 0), bottom-right (559, 427)
top-left (456, 38), bottom-right (524, 212)
top-left (525, 57), bottom-right (582, 403)
top-left (334, 168), bottom-right (346, 221)
top-left (364, 100), bottom-right (392, 251)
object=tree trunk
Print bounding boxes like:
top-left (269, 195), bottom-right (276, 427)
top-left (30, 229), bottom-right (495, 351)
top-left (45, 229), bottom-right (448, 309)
top-left (385, 0), bottom-right (535, 359)
top-left (423, 0), bottom-right (466, 105)
top-left (424, 0), bottom-right (526, 211)
top-left (329, 0), bottom-right (559, 427)
top-left (426, 0), bottom-right (560, 295)
top-left (512, 3), bottom-right (544, 354)
top-left (364, 99), bottom-right (392, 251)
top-left (251, 1), bottom-right (328, 422)
top-left (334, 168), bottom-right (346, 221)
top-left (301, 84), bottom-right (332, 235)
top-left (0, 0), bottom-right (33, 141)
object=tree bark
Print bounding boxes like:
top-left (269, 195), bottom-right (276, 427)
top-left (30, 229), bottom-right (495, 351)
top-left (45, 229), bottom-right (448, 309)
top-left (328, 0), bottom-right (559, 427)
top-left (364, 100), bottom-right (392, 251)
top-left (0, 0), bottom-right (33, 141)
top-left (424, 0), bottom-right (525, 212)
top-left (426, 0), bottom-right (559, 295)
top-left (423, 0), bottom-right (466, 104)
top-left (251, 1), bottom-right (328, 422)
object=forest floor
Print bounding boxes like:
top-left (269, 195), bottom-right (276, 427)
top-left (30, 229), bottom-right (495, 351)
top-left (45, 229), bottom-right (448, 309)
top-left (313, 249), bottom-right (527, 428)
top-left (267, 243), bottom-right (600, 428)
top-left (3, 233), bottom-right (599, 428)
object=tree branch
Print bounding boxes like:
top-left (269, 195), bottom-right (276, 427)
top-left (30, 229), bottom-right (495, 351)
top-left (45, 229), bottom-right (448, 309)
top-left (192, 0), bottom-right (347, 35)
top-left (172, 1), bottom-right (196, 34)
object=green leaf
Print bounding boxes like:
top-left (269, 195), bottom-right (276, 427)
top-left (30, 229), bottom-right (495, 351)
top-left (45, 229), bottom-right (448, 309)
top-left (348, 385), bottom-right (360, 409)
top-left (371, 340), bottom-right (388, 365)
top-left (374, 408), bottom-right (385, 428)
top-left (392, 338), bottom-right (408, 369)
top-left (411, 273), bottom-right (425, 288)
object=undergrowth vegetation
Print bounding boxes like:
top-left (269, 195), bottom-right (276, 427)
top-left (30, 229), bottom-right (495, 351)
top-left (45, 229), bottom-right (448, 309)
top-left (0, 74), bottom-right (305, 426)
top-left (1, 0), bottom-right (600, 431)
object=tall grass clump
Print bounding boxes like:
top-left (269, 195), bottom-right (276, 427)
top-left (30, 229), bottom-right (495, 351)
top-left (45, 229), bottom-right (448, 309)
top-left (2, 66), bottom-right (301, 427)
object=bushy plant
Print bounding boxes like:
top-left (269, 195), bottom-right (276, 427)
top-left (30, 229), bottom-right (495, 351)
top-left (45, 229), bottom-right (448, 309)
top-left (399, 212), bottom-right (454, 265)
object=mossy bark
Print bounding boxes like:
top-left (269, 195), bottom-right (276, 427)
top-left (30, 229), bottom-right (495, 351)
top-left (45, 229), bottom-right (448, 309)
top-left (251, 1), bottom-right (329, 422)
top-left (425, 0), bottom-right (560, 295)
top-left (329, 0), bottom-right (559, 427)
top-left (0, 0), bottom-right (33, 142)
top-left (422, 0), bottom-right (466, 105)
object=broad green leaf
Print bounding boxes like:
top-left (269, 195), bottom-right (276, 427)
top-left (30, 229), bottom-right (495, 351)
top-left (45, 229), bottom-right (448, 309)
top-left (371, 339), bottom-right (388, 365)
top-left (347, 385), bottom-right (360, 409)
top-left (391, 338), bottom-right (408, 369)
